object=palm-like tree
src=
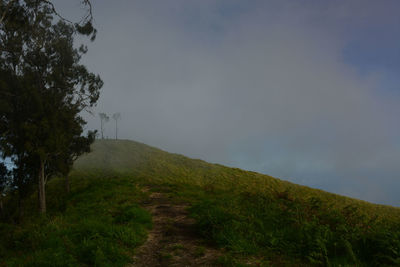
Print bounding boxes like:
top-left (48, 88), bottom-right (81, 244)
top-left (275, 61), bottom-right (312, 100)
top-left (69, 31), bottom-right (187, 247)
top-left (112, 113), bottom-right (121, 140)
top-left (99, 113), bottom-right (109, 139)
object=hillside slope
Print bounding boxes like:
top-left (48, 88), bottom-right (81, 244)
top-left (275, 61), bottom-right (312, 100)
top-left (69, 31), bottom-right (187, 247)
top-left (75, 139), bottom-right (400, 266)
top-left (76, 139), bottom-right (399, 217)
top-left (1, 139), bottom-right (399, 266)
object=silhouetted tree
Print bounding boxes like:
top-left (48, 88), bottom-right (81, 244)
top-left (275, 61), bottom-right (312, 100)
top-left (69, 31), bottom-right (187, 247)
top-left (1, 0), bottom-right (94, 30)
top-left (99, 113), bottom-right (109, 139)
top-left (112, 112), bottom-right (121, 140)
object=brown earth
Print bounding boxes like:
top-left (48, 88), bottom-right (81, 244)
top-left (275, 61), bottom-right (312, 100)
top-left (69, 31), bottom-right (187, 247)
top-left (130, 189), bottom-right (224, 266)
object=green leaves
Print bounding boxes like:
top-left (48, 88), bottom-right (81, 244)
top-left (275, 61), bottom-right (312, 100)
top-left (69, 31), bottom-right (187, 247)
top-left (74, 21), bottom-right (97, 41)
top-left (0, 0), bottom-right (103, 212)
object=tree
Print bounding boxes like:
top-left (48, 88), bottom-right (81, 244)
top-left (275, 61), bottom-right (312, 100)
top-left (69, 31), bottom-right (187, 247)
top-left (99, 113), bottom-right (109, 139)
top-left (112, 112), bottom-right (121, 140)
top-left (0, 0), bottom-right (103, 213)
top-left (0, 162), bottom-right (10, 214)
top-left (56, 129), bottom-right (96, 193)
top-left (1, 0), bottom-right (94, 28)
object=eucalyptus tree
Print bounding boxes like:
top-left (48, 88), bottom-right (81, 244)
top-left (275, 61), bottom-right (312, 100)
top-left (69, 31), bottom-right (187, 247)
top-left (0, 162), bottom-right (10, 214)
top-left (112, 112), bottom-right (121, 140)
top-left (99, 113), bottom-right (109, 139)
top-left (54, 129), bottom-right (96, 193)
top-left (0, 0), bottom-right (102, 213)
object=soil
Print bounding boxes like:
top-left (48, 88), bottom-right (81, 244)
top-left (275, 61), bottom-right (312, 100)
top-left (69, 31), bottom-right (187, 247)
top-left (130, 189), bottom-right (223, 266)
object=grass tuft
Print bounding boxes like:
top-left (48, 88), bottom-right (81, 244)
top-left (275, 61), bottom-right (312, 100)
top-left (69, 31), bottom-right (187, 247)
top-left (0, 172), bottom-right (151, 266)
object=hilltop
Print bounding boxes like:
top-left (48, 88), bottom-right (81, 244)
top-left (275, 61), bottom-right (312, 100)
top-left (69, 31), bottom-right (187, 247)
top-left (77, 139), bottom-right (399, 215)
top-left (1, 139), bottom-right (400, 266)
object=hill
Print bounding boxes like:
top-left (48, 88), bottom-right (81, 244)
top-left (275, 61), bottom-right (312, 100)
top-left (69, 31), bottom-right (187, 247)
top-left (1, 139), bottom-right (400, 266)
top-left (77, 139), bottom-right (400, 219)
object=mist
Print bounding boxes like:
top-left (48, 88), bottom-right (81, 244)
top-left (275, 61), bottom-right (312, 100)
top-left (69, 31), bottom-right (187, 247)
top-left (54, 0), bottom-right (400, 206)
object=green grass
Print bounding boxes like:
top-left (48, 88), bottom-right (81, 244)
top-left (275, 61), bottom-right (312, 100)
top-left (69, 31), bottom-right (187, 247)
top-left (0, 171), bottom-right (151, 266)
top-left (77, 140), bottom-right (400, 220)
top-left (188, 187), bottom-right (400, 265)
top-left (78, 140), bottom-right (400, 266)
top-left (2, 139), bottom-right (400, 266)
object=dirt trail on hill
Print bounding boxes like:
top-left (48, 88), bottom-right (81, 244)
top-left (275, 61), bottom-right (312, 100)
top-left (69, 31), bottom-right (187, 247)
top-left (130, 189), bottom-right (223, 267)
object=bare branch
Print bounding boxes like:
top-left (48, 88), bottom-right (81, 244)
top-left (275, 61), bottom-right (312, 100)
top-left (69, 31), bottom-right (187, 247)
top-left (44, 0), bottom-right (93, 26)
top-left (42, 0), bottom-right (73, 24)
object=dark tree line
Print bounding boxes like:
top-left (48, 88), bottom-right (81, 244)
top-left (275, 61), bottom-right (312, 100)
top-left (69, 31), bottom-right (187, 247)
top-left (0, 0), bottom-right (102, 214)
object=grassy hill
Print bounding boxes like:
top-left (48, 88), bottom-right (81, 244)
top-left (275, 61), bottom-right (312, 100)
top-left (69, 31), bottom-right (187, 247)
top-left (1, 139), bottom-right (400, 266)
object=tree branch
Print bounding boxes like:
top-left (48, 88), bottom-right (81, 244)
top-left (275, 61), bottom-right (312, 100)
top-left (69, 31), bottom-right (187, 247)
top-left (42, 0), bottom-right (93, 25)
top-left (0, 0), bottom-right (17, 25)
top-left (41, 0), bottom-right (73, 24)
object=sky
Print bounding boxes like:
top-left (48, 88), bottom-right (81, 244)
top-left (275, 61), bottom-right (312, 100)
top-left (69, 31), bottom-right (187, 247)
top-left (54, 0), bottom-right (400, 206)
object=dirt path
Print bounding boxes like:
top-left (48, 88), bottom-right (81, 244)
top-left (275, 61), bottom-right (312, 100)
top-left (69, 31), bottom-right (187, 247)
top-left (130, 189), bottom-right (223, 266)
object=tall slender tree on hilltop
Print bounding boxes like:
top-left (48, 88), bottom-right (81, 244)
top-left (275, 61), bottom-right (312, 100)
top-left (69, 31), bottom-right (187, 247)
top-left (112, 112), bottom-right (121, 140)
top-left (99, 113), bottom-right (109, 139)
top-left (0, 0), bottom-right (103, 213)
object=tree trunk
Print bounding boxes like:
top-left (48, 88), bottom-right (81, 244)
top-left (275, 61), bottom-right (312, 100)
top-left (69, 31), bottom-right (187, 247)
top-left (65, 175), bottom-right (70, 193)
top-left (100, 118), bottom-right (104, 139)
top-left (0, 198), bottom-right (3, 216)
top-left (38, 159), bottom-right (46, 214)
top-left (17, 194), bottom-right (23, 222)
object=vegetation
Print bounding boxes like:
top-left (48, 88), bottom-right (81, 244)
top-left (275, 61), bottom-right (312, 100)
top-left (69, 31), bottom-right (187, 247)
top-left (99, 113), bottom-right (110, 139)
top-left (0, 162), bottom-right (10, 212)
top-left (1, 139), bottom-right (399, 266)
top-left (1, 1), bottom-right (398, 266)
top-left (0, 0), bottom-right (102, 213)
top-left (76, 140), bottom-right (400, 265)
top-left (0, 171), bottom-right (151, 266)
top-left (112, 112), bottom-right (121, 140)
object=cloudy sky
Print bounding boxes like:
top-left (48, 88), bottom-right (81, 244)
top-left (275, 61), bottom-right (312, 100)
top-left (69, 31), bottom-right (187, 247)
top-left (55, 0), bottom-right (400, 206)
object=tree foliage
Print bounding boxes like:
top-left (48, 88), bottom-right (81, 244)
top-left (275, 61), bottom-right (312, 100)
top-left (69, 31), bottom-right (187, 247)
top-left (0, 162), bottom-right (10, 195)
top-left (0, 0), bottom-right (102, 213)
top-left (0, 162), bottom-right (10, 215)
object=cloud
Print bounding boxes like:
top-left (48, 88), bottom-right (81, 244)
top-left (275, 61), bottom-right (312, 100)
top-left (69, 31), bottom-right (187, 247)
top-left (54, 0), bottom-right (400, 206)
